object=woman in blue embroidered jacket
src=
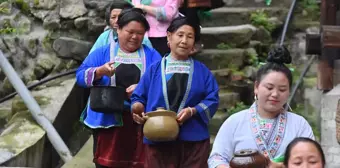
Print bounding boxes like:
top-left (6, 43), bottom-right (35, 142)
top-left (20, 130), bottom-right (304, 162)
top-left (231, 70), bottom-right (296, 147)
top-left (208, 46), bottom-right (314, 168)
top-left (89, 1), bottom-right (153, 54)
top-left (76, 9), bottom-right (161, 168)
top-left (131, 16), bottom-right (219, 168)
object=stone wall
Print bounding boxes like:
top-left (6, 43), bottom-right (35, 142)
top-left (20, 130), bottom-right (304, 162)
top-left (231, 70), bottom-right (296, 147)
top-left (321, 85), bottom-right (340, 168)
top-left (0, 0), bottom-right (112, 98)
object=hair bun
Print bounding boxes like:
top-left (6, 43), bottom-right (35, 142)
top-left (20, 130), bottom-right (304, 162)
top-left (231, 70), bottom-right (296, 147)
top-left (267, 46), bottom-right (292, 64)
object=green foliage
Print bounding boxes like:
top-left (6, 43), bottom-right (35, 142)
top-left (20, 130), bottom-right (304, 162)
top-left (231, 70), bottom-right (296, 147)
top-left (33, 0), bottom-right (39, 6)
top-left (42, 32), bottom-right (53, 50)
top-left (247, 54), bottom-right (258, 66)
top-left (227, 102), bottom-right (249, 116)
top-left (0, 0), bottom-right (8, 3)
top-left (0, 19), bottom-right (17, 35)
top-left (250, 10), bottom-right (275, 33)
top-left (297, 0), bottom-right (320, 21)
top-left (300, 0), bottom-right (319, 12)
top-left (0, 6), bottom-right (9, 13)
top-left (0, 18), bottom-right (28, 35)
top-left (245, 49), bottom-right (259, 66)
top-left (216, 43), bottom-right (234, 50)
top-left (0, 27), bottom-right (17, 34)
top-left (14, 0), bottom-right (30, 14)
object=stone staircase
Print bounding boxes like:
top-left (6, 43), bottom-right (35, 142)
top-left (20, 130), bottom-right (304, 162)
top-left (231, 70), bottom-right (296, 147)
top-left (192, 5), bottom-right (293, 146)
top-left (62, 2), bottom-right (309, 167)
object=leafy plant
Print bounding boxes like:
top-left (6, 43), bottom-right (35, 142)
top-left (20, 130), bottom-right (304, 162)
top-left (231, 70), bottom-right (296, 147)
top-left (0, 6), bottom-right (9, 13)
top-left (217, 43), bottom-right (234, 50)
top-left (228, 102), bottom-right (249, 116)
top-left (297, 0), bottom-right (320, 21)
top-left (245, 49), bottom-right (259, 66)
top-left (0, 19), bottom-right (17, 35)
top-left (14, 0), bottom-right (30, 14)
top-left (250, 10), bottom-right (275, 32)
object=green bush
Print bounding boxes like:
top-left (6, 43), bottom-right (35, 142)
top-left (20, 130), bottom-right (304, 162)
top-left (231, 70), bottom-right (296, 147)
top-left (250, 10), bottom-right (275, 32)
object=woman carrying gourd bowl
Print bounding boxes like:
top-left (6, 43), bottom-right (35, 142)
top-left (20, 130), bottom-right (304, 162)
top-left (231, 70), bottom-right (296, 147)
top-left (131, 16), bottom-right (219, 168)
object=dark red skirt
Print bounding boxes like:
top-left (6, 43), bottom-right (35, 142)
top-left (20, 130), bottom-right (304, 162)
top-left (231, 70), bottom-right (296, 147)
top-left (93, 111), bottom-right (145, 168)
top-left (145, 139), bottom-right (210, 168)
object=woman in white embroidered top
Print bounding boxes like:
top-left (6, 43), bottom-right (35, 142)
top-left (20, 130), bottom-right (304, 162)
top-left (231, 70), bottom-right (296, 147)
top-left (208, 46), bottom-right (315, 168)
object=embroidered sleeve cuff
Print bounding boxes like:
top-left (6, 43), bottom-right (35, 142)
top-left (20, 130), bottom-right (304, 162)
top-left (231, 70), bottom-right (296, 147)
top-left (155, 7), bottom-right (167, 21)
top-left (211, 163), bottom-right (229, 168)
top-left (84, 67), bottom-right (97, 87)
top-left (209, 155), bottom-right (229, 168)
top-left (195, 103), bottom-right (212, 122)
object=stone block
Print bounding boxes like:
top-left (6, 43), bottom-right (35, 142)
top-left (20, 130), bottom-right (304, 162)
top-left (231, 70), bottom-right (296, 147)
top-left (201, 25), bottom-right (257, 49)
top-left (219, 91), bottom-right (240, 109)
top-left (328, 147), bottom-right (340, 154)
top-left (201, 7), bottom-right (287, 27)
top-left (193, 49), bottom-right (246, 70)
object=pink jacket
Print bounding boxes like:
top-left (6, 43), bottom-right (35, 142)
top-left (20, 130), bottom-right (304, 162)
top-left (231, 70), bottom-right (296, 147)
top-left (132, 0), bottom-right (181, 38)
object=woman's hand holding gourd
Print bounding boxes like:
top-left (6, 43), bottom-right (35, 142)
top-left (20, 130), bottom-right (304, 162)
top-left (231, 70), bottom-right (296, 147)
top-left (95, 61), bottom-right (115, 79)
top-left (177, 107), bottom-right (196, 125)
top-left (132, 102), bottom-right (146, 124)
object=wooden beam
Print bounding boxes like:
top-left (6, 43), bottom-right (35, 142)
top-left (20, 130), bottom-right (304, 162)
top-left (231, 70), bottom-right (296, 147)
top-left (322, 25), bottom-right (340, 48)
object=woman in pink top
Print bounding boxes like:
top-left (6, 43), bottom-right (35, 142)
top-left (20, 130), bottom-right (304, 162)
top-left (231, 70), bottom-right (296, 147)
top-left (133, 0), bottom-right (181, 57)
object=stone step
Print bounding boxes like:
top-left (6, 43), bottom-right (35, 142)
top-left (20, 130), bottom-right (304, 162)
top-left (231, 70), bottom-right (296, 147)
top-left (212, 69), bottom-right (231, 86)
top-left (219, 90), bottom-right (240, 109)
top-left (201, 25), bottom-right (258, 49)
top-left (209, 110), bottom-right (229, 136)
top-left (193, 49), bottom-right (248, 70)
top-left (223, 0), bottom-right (292, 8)
top-left (62, 137), bottom-right (94, 168)
top-left (201, 7), bottom-right (288, 27)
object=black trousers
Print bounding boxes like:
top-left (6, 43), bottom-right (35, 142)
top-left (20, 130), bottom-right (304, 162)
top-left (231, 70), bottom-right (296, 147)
top-left (179, 0), bottom-right (201, 41)
top-left (149, 37), bottom-right (170, 57)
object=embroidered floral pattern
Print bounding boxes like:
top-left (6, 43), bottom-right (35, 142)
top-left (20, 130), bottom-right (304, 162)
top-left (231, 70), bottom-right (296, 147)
top-left (249, 104), bottom-right (287, 159)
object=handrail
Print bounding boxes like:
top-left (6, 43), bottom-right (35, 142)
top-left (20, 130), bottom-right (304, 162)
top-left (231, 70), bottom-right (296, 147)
top-left (279, 0), bottom-right (298, 46)
top-left (0, 69), bottom-right (77, 104)
top-left (0, 50), bottom-right (73, 162)
top-left (277, 0), bottom-right (318, 110)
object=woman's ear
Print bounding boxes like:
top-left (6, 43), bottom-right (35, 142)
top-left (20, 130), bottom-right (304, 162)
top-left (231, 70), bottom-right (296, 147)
top-left (167, 32), bottom-right (171, 47)
top-left (167, 31), bottom-right (171, 39)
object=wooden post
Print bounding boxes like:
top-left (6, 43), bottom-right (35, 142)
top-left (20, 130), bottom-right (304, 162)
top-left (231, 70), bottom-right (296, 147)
top-left (317, 0), bottom-right (339, 90)
top-left (322, 26), bottom-right (340, 48)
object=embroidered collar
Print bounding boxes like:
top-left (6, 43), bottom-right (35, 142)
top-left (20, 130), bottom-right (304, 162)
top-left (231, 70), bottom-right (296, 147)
top-left (161, 56), bottom-right (194, 113)
top-left (249, 103), bottom-right (287, 159)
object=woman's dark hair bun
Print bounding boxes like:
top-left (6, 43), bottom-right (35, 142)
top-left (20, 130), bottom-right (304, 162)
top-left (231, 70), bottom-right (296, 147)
top-left (267, 46), bottom-right (292, 64)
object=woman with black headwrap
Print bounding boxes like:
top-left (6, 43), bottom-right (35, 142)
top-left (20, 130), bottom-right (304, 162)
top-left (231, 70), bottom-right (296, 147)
top-left (77, 9), bottom-right (161, 168)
